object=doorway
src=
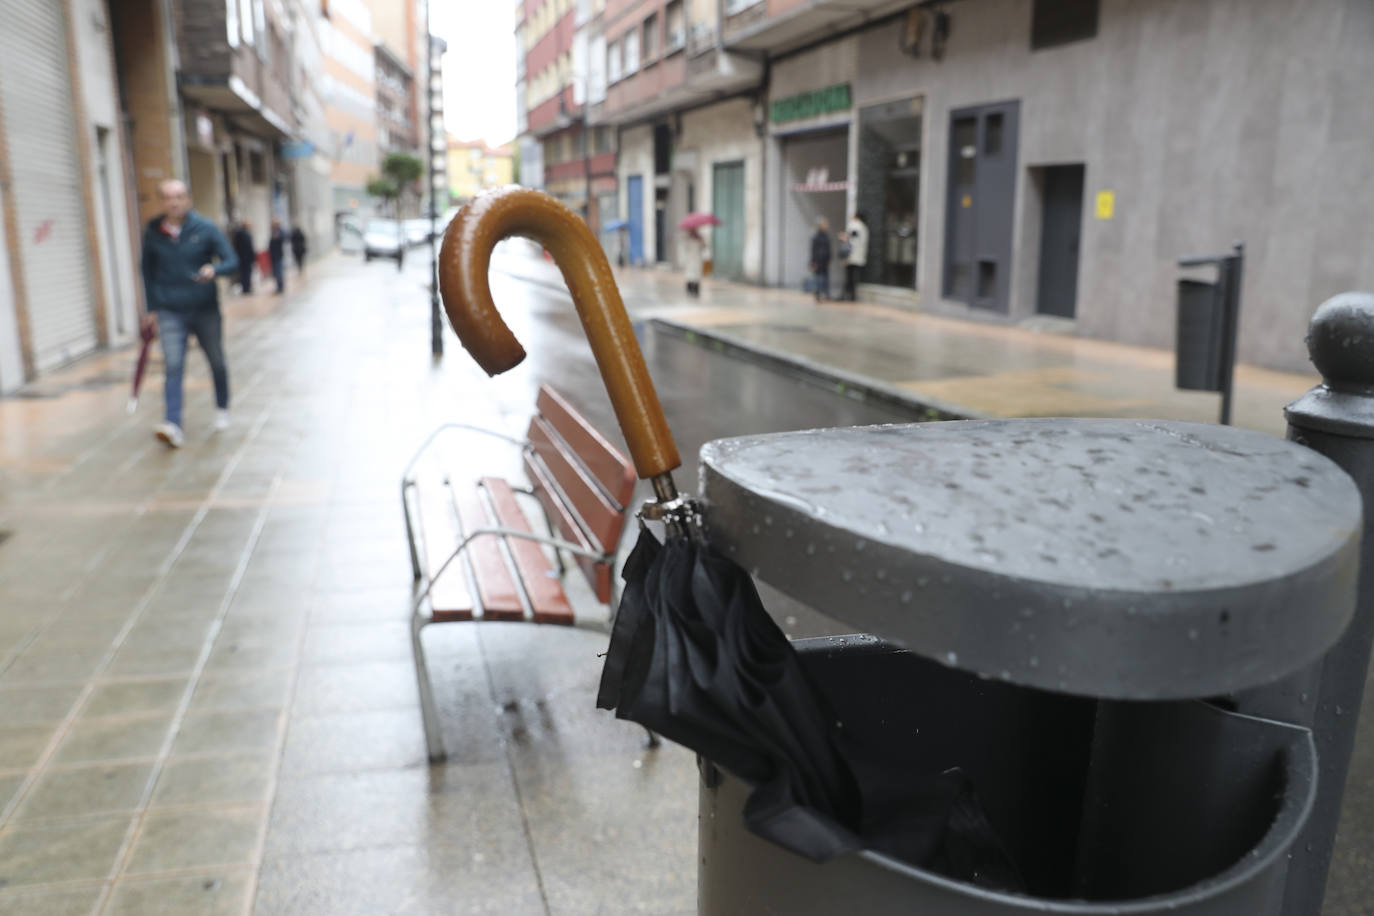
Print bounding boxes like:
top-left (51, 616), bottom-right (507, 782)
top-left (780, 127), bottom-right (849, 292)
top-left (943, 100), bottom-right (1019, 312)
top-left (1035, 164), bottom-right (1084, 319)
top-left (626, 175), bottom-right (644, 265)
top-left (711, 161), bottom-right (745, 281)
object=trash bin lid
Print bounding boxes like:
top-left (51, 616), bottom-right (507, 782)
top-left (699, 418), bottom-right (1361, 699)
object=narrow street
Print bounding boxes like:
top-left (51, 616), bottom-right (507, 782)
top-left (0, 249), bottom-right (917, 915)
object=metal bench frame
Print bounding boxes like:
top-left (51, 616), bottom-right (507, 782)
top-left (400, 421), bottom-right (631, 762)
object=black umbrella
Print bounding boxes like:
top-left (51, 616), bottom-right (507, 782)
top-left (437, 186), bottom-right (1021, 886)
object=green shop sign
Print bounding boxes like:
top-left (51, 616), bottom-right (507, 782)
top-left (770, 84), bottom-right (852, 125)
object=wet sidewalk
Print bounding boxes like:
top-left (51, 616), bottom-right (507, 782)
top-left (0, 256), bottom-right (697, 915)
top-left (493, 245), bottom-right (1317, 437)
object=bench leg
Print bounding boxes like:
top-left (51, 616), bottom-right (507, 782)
top-left (410, 610), bottom-right (447, 763)
top-left (401, 480), bottom-right (422, 581)
top-left (644, 728), bottom-right (660, 749)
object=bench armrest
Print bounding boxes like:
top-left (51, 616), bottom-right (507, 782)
top-left (401, 423), bottom-right (531, 486)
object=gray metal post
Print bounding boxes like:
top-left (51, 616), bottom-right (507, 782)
top-left (1233, 291), bottom-right (1374, 915)
top-left (1217, 242), bottom-right (1244, 426)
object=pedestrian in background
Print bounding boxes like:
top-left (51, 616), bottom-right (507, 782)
top-left (290, 225), bottom-right (308, 277)
top-left (682, 227), bottom-right (704, 297)
top-left (232, 221), bottom-right (254, 294)
top-left (842, 211), bottom-right (869, 301)
top-left (140, 179), bottom-right (237, 448)
top-left (268, 220), bottom-right (286, 294)
top-left (809, 216), bottom-right (832, 302)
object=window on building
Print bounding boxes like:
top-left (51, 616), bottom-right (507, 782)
top-left (642, 13), bottom-right (658, 60)
top-left (665, 1), bottom-right (684, 51)
top-left (1030, 0), bottom-right (1098, 50)
top-left (227, 0), bottom-right (239, 45)
top-left (249, 149), bottom-right (266, 183)
top-left (607, 38), bottom-right (621, 82)
top-left (594, 126), bottom-right (613, 154)
top-left (623, 29), bottom-right (639, 74)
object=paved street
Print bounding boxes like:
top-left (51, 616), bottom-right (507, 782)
top-left (0, 247), bottom-right (1369, 914)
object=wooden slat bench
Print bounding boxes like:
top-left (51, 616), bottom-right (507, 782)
top-left (401, 385), bottom-right (639, 762)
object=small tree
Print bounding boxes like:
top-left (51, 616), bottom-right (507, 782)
top-left (366, 176), bottom-right (399, 216)
top-left (383, 152), bottom-right (423, 216)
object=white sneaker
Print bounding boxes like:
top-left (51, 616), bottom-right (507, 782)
top-left (213, 409), bottom-right (231, 431)
top-left (154, 422), bottom-right (184, 448)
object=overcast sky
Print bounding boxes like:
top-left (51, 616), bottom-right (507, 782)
top-left (432, 2), bottom-right (518, 147)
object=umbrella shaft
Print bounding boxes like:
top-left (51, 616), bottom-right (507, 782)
top-left (651, 474), bottom-right (679, 503)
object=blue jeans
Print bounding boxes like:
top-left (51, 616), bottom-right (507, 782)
top-left (157, 309), bottom-right (229, 427)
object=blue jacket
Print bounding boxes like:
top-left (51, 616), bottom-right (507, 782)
top-left (140, 210), bottom-right (238, 313)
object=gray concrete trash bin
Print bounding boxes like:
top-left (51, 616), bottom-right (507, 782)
top-left (694, 417), bottom-right (1361, 915)
top-left (699, 637), bottom-right (1316, 916)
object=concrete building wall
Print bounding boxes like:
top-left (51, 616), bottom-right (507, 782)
top-left (852, 0), bottom-right (1374, 372)
top-left (617, 123), bottom-right (654, 264)
top-left (73, 0), bottom-right (139, 345)
top-left (677, 97), bottom-right (763, 282)
top-left (322, 3), bottom-right (378, 219)
top-left (112, 0), bottom-right (186, 222)
top-left (0, 192), bottom-right (22, 393)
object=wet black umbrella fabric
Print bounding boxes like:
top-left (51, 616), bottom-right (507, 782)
top-left (597, 525), bottom-right (1024, 890)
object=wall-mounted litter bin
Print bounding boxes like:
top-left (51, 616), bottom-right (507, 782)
top-left (696, 416), bottom-right (1361, 915)
top-left (1176, 278), bottom-right (1225, 391)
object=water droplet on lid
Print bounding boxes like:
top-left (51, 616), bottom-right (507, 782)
top-left (841, 569), bottom-right (854, 582)
top-left (1029, 656), bottom-right (1040, 668)
top-left (806, 543), bottom-right (816, 555)
top-left (855, 539), bottom-right (866, 551)
top-left (764, 515), bottom-right (773, 526)
top-left (900, 591), bottom-right (912, 603)
top-left (875, 568), bottom-right (886, 580)
top-left (945, 651), bottom-right (958, 666)
top-left (1188, 628), bottom-right (1199, 641)
top-left (1019, 607), bottom-right (1035, 618)
top-left (785, 616), bottom-right (797, 627)
top-left (752, 524), bottom-right (760, 534)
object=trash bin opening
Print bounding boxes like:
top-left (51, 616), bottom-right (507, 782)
top-left (701, 636), bottom-right (1315, 908)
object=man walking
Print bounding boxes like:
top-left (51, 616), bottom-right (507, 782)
top-left (268, 219), bottom-right (286, 294)
top-left (290, 225), bottom-right (308, 277)
top-left (139, 179), bottom-right (238, 448)
top-left (232, 221), bottom-right (255, 294)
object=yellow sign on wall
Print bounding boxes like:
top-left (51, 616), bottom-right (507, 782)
top-left (1095, 190), bottom-right (1115, 220)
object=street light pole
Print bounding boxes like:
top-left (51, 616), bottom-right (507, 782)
top-left (425, 1), bottom-right (443, 357)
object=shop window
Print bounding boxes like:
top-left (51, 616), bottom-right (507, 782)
top-left (977, 260), bottom-right (997, 300)
top-left (608, 39), bottom-right (621, 82)
top-left (643, 13), bottom-right (658, 60)
top-left (249, 150), bottom-right (266, 183)
top-left (856, 97), bottom-right (924, 289)
top-left (1031, 0), bottom-right (1099, 50)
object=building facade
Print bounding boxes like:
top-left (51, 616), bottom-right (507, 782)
top-left (526, 0), bottom-right (1374, 373)
top-left (449, 139), bottom-right (516, 204)
top-left (0, 0), bottom-right (141, 390)
top-left (321, 0), bottom-right (379, 226)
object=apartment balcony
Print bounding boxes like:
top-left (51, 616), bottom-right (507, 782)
top-left (595, 43), bottom-right (761, 126)
top-left (527, 85), bottom-right (580, 137)
top-left (175, 0), bottom-right (295, 139)
top-left (722, 0), bottom-right (914, 54)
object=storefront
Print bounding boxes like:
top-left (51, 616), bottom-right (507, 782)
top-left (854, 95), bottom-right (923, 294)
top-left (762, 35), bottom-right (858, 293)
top-left (674, 97), bottom-right (763, 283)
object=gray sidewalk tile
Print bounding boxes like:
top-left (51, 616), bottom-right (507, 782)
top-left (14, 761), bottom-right (155, 821)
top-left (104, 643), bottom-right (204, 679)
top-left (0, 725), bottom-right (59, 770)
top-left (151, 753), bottom-right (275, 808)
top-left (54, 713), bottom-right (174, 765)
top-left (291, 661), bottom-right (419, 715)
top-left (0, 684), bottom-right (85, 727)
top-left (264, 764), bottom-right (523, 858)
top-left (81, 678), bottom-right (189, 718)
top-left (279, 708), bottom-right (462, 775)
top-left (253, 844), bottom-right (545, 916)
top-left (300, 621), bottom-right (411, 665)
top-left (0, 816), bottom-right (131, 886)
top-left (0, 885), bottom-right (103, 916)
top-left (187, 668), bottom-right (293, 714)
top-left (170, 709), bottom-right (282, 757)
top-left (124, 804), bottom-right (264, 875)
top-left (106, 870), bottom-right (252, 916)
top-left (0, 648), bottom-right (108, 686)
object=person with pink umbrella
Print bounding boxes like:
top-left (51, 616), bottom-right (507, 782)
top-left (678, 212), bottom-right (720, 298)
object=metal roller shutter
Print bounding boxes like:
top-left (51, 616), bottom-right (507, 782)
top-left (0, 0), bottom-right (97, 371)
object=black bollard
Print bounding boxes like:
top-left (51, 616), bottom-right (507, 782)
top-left (1232, 291), bottom-right (1374, 915)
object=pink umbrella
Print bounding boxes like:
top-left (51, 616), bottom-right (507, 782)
top-left (127, 319), bottom-right (157, 414)
top-left (678, 212), bottom-right (721, 231)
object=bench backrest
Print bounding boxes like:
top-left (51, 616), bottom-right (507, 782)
top-left (524, 385), bottom-right (637, 602)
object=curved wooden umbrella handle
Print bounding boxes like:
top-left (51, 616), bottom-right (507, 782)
top-left (437, 186), bottom-right (681, 480)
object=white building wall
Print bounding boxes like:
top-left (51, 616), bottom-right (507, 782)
top-left (617, 123), bottom-right (654, 266)
top-left (677, 98), bottom-right (763, 282)
top-left (0, 192), bottom-right (21, 392)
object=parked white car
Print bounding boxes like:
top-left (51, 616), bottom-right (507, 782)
top-left (363, 219), bottom-right (404, 263)
top-left (403, 219), bottom-right (432, 247)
